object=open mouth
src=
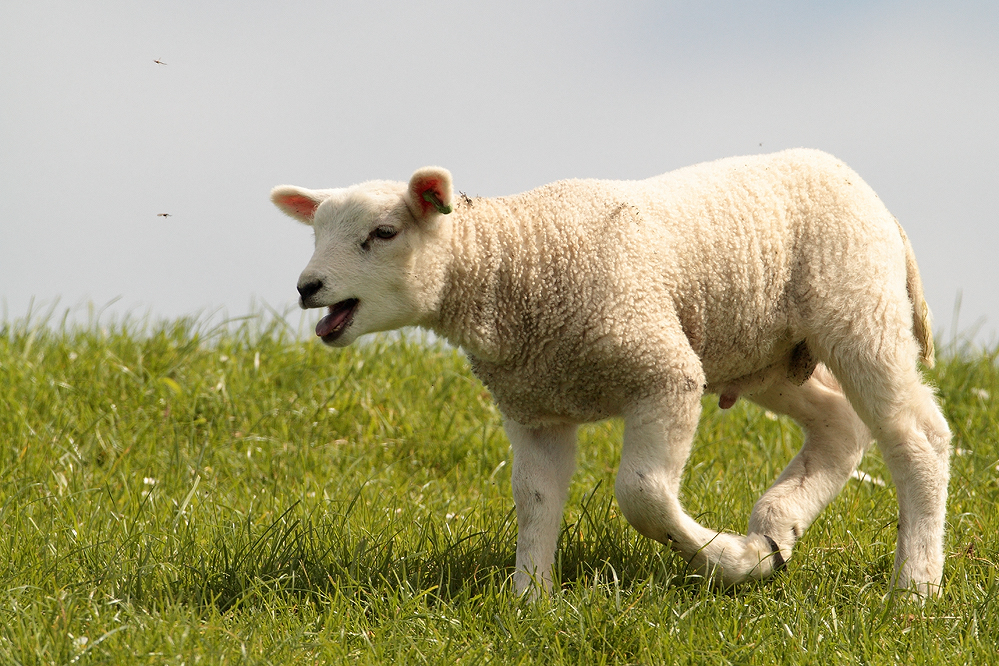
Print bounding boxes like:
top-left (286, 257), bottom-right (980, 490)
top-left (315, 299), bottom-right (359, 342)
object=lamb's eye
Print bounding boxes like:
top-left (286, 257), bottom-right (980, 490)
top-left (374, 226), bottom-right (397, 240)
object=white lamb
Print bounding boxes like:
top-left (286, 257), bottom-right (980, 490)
top-left (271, 148), bottom-right (951, 598)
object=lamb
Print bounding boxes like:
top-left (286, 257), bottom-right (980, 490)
top-left (270, 148), bottom-right (951, 598)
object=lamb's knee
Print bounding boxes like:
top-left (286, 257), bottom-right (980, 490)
top-left (919, 395), bottom-right (951, 457)
top-left (880, 387), bottom-right (952, 465)
top-left (614, 470), bottom-right (673, 542)
top-left (512, 478), bottom-right (564, 526)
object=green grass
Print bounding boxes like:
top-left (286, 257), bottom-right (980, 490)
top-left (1, 312), bottom-right (997, 665)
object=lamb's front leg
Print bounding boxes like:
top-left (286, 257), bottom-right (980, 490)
top-left (616, 394), bottom-right (784, 586)
top-left (505, 419), bottom-right (578, 596)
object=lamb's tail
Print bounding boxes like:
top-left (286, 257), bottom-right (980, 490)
top-left (895, 218), bottom-right (935, 368)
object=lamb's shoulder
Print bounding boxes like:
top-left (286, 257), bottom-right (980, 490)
top-left (441, 198), bottom-right (658, 421)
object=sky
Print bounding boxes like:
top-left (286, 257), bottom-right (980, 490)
top-left (1, 1), bottom-right (997, 346)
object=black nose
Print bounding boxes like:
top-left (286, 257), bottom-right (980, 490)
top-left (297, 278), bottom-right (323, 301)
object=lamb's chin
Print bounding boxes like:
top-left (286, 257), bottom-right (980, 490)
top-left (321, 334), bottom-right (355, 347)
top-left (320, 324), bottom-right (359, 347)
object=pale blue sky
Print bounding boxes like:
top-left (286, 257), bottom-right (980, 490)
top-left (1, 1), bottom-right (996, 344)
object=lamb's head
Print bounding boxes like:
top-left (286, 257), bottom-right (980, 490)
top-left (271, 167), bottom-right (454, 346)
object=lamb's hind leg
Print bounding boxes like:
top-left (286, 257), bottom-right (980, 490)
top-left (616, 388), bottom-right (784, 587)
top-left (823, 346), bottom-right (951, 597)
top-left (745, 364), bottom-right (873, 567)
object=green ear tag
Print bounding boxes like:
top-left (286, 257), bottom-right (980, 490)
top-left (422, 190), bottom-right (453, 215)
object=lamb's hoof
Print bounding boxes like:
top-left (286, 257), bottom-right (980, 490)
top-left (764, 535), bottom-right (787, 574)
top-left (892, 578), bottom-right (943, 604)
top-left (513, 569), bottom-right (553, 600)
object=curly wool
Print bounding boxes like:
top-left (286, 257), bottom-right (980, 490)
top-left (431, 148), bottom-right (930, 426)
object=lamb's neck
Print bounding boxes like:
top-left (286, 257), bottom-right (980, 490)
top-left (430, 197), bottom-right (527, 364)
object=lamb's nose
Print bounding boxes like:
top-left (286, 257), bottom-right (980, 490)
top-left (297, 278), bottom-right (323, 302)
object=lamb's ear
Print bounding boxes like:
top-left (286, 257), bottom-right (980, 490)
top-left (405, 167), bottom-right (453, 223)
top-left (270, 185), bottom-right (329, 225)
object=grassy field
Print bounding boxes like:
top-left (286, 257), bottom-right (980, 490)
top-left (1, 312), bottom-right (997, 665)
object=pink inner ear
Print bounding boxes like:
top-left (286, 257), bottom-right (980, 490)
top-left (412, 178), bottom-right (443, 215)
top-left (278, 194), bottom-right (319, 220)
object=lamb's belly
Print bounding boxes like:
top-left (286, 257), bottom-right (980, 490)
top-left (696, 316), bottom-right (799, 382)
top-left (702, 338), bottom-right (815, 401)
top-left (702, 354), bottom-right (780, 390)
top-left (469, 358), bottom-right (619, 427)
top-left (495, 389), bottom-right (616, 427)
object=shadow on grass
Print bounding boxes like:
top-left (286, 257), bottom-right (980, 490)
top-left (174, 485), bottom-right (698, 614)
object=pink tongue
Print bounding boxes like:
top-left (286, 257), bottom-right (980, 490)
top-left (315, 312), bottom-right (339, 338)
top-left (316, 304), bottom-right (351, 337)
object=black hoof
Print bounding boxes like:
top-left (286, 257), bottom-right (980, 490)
top-left (764, 535), bottom-right (787, 574)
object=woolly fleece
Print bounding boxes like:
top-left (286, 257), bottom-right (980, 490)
top-left (272, 148), bottom-right (951, 599)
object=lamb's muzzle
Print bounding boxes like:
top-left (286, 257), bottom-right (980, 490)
top-left (297, 277), bottom-right (323, 306)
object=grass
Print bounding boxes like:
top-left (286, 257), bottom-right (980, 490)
top-left (1, 311), bottom-right (997, 664)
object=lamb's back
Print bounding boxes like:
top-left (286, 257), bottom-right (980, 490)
top-left (451, 149), bottom-right (902, 422)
